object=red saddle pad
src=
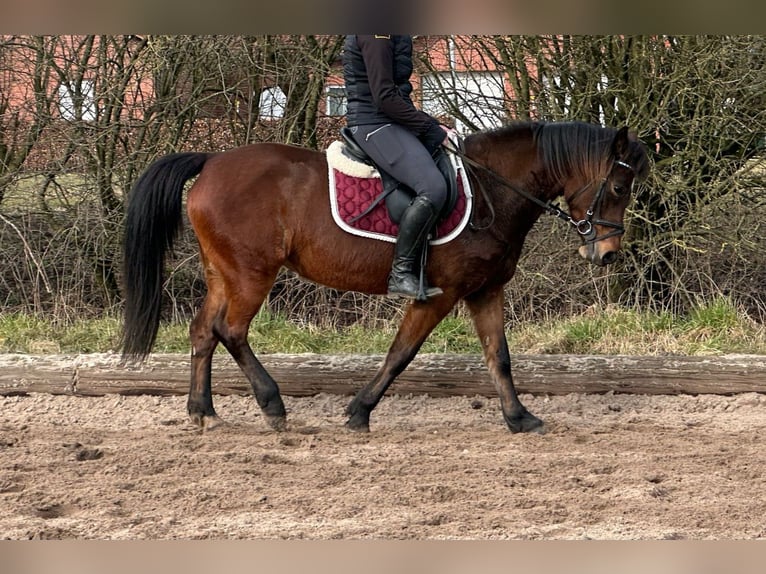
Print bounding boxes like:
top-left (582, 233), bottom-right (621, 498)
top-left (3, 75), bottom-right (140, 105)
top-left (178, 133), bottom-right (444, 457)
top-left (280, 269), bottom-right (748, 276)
top-left (331, 169), bottom-right (468, 240)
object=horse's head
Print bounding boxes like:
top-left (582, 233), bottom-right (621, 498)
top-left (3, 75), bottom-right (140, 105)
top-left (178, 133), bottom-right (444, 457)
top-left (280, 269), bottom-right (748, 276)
top-left (566, 126), bottom-right (650, 267)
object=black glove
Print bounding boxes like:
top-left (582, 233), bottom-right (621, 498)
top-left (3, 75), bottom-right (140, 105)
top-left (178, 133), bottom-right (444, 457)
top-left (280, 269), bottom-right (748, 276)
top-left (420, 122), bottom-right (447, 155)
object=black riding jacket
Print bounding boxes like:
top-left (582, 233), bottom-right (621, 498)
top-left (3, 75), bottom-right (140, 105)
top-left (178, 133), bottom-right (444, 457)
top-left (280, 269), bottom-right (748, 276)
top-left (343, 35), bottom-right (445, 152)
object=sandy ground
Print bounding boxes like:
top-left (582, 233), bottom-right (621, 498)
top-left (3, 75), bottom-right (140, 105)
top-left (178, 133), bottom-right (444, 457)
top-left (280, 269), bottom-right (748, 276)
top-left (1, 389), bottom-right (765, 540)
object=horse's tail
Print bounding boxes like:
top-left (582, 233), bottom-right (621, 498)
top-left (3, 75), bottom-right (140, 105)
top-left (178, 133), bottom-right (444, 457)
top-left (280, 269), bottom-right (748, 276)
top-left (121, 152), bottom-right (210, 362)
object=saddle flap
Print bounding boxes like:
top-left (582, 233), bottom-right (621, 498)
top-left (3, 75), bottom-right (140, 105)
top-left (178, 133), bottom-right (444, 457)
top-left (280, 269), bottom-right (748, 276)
top-left (433, 148), bottom-right (459, 219)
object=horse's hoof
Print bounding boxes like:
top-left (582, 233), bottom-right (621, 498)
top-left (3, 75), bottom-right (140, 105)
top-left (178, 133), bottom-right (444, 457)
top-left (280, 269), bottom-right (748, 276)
top-left (345, 416), bottom-right (370, 433)
top-left (505, 411), bottom-right (545, 434)
top-left (189, 413), bottom-right (224, 431)
top-left (203, 415), bottom-right (225, 431)
top-left (189, 413), bottom-right (204, 428)
top-left (264, 415), bottom-right (287, 432)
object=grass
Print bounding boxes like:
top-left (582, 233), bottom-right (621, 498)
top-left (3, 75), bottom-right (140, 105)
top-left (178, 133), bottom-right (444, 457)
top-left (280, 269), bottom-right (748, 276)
top-left (510, 298), bottom-right (766, 356)
top-left (0, 298), bottom-right (764, 356)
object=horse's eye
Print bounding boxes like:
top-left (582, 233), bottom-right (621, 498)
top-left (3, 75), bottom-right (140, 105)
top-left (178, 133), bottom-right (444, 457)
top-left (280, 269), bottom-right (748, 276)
top-left (612, 182), bottom-right (631, 196)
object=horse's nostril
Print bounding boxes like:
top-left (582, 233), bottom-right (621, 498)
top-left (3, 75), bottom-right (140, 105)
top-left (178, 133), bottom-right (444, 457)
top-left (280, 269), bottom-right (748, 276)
top-left (601, 251), bottom-right (619, 265)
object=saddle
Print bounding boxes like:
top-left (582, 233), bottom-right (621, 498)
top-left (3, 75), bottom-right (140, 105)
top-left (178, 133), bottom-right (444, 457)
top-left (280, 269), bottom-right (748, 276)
top-left (339, 127), bottom-right (460, 224)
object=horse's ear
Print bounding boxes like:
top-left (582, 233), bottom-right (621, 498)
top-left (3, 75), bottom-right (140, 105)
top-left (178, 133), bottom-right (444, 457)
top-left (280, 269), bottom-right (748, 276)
top-left (612, 126), bottom-right (630, 157)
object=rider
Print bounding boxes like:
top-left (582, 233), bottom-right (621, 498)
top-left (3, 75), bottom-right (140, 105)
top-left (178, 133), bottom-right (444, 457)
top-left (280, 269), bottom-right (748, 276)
top-left (343, 35), bottom-right (455, 300)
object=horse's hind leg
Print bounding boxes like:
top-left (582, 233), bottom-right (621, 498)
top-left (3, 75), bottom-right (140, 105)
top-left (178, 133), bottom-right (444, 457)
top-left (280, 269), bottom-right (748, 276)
top-left (465, 285), bottom-right (544, 433)
top-left (346, 296), bottom-right (457, 432)
top-left (188, 288), bottom-right (225, 430)
top-left (215, 271), bottom-right (287, 431)
top-left (188, 268), bottom-right (286, 431)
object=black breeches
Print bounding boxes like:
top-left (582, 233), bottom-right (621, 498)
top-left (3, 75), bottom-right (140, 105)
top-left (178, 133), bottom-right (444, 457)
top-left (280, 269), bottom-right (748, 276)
top-left (349, 123), bottom-right (448, 212)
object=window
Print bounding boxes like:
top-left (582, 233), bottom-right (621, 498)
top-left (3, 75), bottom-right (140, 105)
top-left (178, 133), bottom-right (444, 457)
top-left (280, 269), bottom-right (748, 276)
top-left (538, 74), bottom-right (613, 124)
top-left (325, 85), bottom-right (347, 116)
top-left (57, 80), bottom-right (96, 121)
top-left (258, 86), bottom-right (286, 119)
top-left (421, 71), bottom-right (506, 134)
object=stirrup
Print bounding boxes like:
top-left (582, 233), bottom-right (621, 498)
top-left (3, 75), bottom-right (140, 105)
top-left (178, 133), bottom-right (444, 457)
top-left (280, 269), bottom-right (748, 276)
top-left (415, 232), bottom-right (442, 301)
top-left (387, 279), bottom-right (442, 300)
top-left (416, 285), bottom-right (444, 301)
top-left (387, 265), bottom-right (441, 300)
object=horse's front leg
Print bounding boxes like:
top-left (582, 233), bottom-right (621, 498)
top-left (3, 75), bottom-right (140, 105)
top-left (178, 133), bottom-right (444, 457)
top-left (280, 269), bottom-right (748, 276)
top-left (346, 296), bottom-right (456, 432)
top-left (465, 286), bottom-right (544, 433)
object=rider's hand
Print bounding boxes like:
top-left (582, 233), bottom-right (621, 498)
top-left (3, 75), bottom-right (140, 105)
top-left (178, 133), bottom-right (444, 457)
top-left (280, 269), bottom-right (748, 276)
top-left (440, 125), bottom-right (458, 147)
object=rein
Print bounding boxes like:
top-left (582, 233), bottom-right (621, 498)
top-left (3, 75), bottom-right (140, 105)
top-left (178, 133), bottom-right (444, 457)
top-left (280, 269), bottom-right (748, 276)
top-left (446, 142), bottom-right (633, 244)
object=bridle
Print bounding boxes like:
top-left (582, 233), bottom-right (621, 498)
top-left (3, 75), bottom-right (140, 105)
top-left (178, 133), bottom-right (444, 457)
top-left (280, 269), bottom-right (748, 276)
top-left (447, 142), bottom-right (635, 245)
top-left (564, 159), bottom-right (634, 244)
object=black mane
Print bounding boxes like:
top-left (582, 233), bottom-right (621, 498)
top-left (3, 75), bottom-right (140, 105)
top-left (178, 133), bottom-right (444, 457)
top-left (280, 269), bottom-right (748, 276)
top-left (470, 120), bottom-right (649, 184)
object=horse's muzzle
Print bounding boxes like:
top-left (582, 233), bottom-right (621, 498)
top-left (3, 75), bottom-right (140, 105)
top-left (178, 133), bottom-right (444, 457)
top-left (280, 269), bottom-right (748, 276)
top-left (578, 243), bottom-right (620, 267)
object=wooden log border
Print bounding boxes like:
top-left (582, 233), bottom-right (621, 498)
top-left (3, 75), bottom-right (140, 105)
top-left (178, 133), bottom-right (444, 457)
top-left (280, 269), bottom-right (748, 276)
top-left (1, 353), bottom-right (765, 397)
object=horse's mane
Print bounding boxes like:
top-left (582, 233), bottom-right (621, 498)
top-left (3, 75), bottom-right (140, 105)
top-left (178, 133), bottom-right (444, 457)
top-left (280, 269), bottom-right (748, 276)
top-left (471, 121), bottom-right (648, 183)
top-left (532, 121), bottom-right (618, 183)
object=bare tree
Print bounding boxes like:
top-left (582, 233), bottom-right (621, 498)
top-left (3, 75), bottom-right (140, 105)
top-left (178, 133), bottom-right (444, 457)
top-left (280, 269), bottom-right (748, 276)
top-left (1, 35), bottom-right (764, 324)
top-left (0, 36), bottom-right (58, 206)
top-left (420, 35), bottom-right (766, 318)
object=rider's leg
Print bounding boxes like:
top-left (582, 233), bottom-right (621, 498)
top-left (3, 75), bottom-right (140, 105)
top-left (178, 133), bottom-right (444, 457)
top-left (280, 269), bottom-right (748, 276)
top-left (350, 123), bottom-right (447, 299)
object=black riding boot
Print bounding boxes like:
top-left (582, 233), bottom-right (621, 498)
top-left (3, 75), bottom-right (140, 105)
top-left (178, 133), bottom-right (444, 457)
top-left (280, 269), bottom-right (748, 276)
top-left (387, 195), bottom-right (443, 300)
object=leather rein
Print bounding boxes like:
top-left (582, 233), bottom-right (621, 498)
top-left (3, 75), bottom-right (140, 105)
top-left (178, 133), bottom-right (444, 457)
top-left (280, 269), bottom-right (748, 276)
top-left (446, 142), bottom-right (635, 244)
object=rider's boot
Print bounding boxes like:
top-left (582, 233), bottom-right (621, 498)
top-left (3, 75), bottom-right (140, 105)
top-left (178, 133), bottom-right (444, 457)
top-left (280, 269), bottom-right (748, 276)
top-left (387, 195), bottom-right (443, 300)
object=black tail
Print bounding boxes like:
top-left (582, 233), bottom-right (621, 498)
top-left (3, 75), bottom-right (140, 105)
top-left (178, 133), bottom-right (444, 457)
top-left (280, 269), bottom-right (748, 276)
top-left (121, 152), bottom-right (209, 362)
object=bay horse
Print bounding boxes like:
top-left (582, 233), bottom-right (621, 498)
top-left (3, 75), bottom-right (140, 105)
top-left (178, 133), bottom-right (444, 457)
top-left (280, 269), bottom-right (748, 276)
top-left (121, 121), bottom-right (649, 433)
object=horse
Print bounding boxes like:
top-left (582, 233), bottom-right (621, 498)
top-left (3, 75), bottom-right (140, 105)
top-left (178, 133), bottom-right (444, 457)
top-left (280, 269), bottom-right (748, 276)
top-left (121, 120), bottom-right (650, 434)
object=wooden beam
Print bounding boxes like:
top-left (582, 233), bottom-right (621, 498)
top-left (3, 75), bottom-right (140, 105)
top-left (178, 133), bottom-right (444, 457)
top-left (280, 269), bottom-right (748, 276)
top-left (1, 353), bottom-right (765, 397)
